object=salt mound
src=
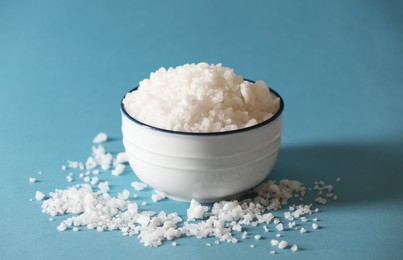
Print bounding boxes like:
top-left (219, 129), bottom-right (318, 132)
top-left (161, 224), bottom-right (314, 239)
top-left (123, 63), bottom-right (280, 132)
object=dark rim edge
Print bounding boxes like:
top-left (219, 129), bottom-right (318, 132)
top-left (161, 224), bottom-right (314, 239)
top-left (120, 79), bottom-right (284, 136)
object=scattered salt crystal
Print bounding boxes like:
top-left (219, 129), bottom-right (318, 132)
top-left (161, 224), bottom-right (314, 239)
top-left (118, 189), bottom-right (130, 200)
top-left (98, 181), bottom-right (110, 193)
top-left (278, 240), bottom-right (288, 249)
top-left (263, 225), bottom-right (269, 232)
top-left (313, 218), bottom-right (318, 222)
top-left (250, 244), bottom-right (255, 248)
top-left (29, 198), bottom-right (33, 201)
top-left (93, 132), bottom-right (107, 143)
top-left (141, 201), bottom-right (147, 206)
top-left (92, 169), bottom-right (99, 175)
top-left (291, 244), bottom-right (298, 252)
top-left (232, 224), bottom-right (242, 232)
top-left (85, 157), bottom-right (97, 170)
top-left (35, 191), bottom-right (45, 201)
top-left (66, 176), bottom-right (73, 182)
top-left (116, 152), bottom-right (128, 164)
top-left (271, 239), bottom-right (279, 246)
top-left (61, 165), bottom-right (66, 171)
top-left (273, 218), bottom-right (280, 224)
top-left (132, 194), bottom-right (138, 198)
top-left (171, 242), bottom-right (177, 247)
top-left (57, 223), bottom-right (67, 232)
top-left (312, 223), bottom-right (319, 230)
top-left (270, 250), bottom-right (276, 254)
top-left (241, 231), bottom-right (248, 239)
top-left (97, 226), bottom-right (104, 232)
top-left (112, 164), bottom-right (125, 176)
top-left (79, 173), bottom-right (84, 178)
top-left (300, 227), bottom-right (307, 233)
top-left (29, 177), bottom-right (36, 183)
top-left (276, 233), bottom-right (281, 238)
top-left (83, 176), bottom-right (90, 182)
top-left (73, 227), bottom-right (79, 232)
top-left (206, 243), bottom-right (211, 247)
top-left (333, 195), bottom-right (338, 200)
top-left (78, 162), bottom-right (84, 170)
top-left (38, 171), bottom-right (42, 175)
top-left (49, 218), bottom-right (54, 222)
top-left (276, 223), bottom-right (284, 231)
top-left (214, 240), bottom-right (220, 245)
top-left (90, 176), bottom-right (99, 185)
top-left (254, 235), bottom-right (261, 240)
top-left (187, 199), bottom-right (208, 220)
top-left (131, 182), bottom-right (147, 191)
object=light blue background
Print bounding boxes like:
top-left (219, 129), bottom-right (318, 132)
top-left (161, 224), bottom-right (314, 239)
top-left (1, 0), bottom-right (403, 259)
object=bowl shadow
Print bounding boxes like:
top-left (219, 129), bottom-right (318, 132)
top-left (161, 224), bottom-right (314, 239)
top-left (269, 140), bottom-right (403, 205)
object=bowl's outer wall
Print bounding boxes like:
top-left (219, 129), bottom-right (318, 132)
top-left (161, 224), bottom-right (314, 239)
top-left (121, 114), bottom-right (282, 202)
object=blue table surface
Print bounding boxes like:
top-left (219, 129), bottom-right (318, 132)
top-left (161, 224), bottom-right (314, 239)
top-left (1, 1), bottom-right (403, 259)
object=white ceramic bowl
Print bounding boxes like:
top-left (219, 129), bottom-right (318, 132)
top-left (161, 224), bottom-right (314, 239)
top-left (121, 83), bottom-right (284, 203)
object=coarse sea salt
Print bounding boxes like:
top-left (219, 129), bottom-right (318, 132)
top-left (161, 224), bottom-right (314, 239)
top-left (29, 177), bottom-right (36, 183)
top-left (35, 191), bottom-right (45, 201)
top-left (93, 132), bottom-right (108, 143)
top-left (123, 63), bottom-right (280, 133)
top-left (36, 133), bottom-right (339, 250)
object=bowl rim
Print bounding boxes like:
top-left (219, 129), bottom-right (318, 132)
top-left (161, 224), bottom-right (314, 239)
top-left (120, 79), bottom-right (284, 136)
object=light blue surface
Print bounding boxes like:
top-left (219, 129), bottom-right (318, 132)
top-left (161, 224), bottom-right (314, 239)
top-left (1, 0), bottom-right (403, 259)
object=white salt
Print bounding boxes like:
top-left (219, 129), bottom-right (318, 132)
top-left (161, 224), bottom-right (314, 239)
top-left (116, 152), bottom-right (128, 164)
top-left (291, 244), bottom-right (298, 251)
top-left (271, 239), bottom-right (279, 246)
top-left (187, 199), bottom-right (208, 221)
top-left (131, 182), bottom-right (147, 191)
top-left (276, 223), bottom-right (284, 231)
top-left (270, 250), bottom-right (276, 254)
top-left (93, 132), bottom-right (107, 143)
top-left (123, 63), bottom-right (280, 133)
top-left (29, 177), bottom-right (36, 183)
top-left (254, 235), bottom-right (261, 240)
top-left (278, 240), bottom-right (288, 249)
top-left (35, 191), bottom-right (45, 201)
top-left (300, 227), bottom-right (307, 233)
top-left (57, 223), bottom-right (67, 232)
top-left (112, 164), bottom-right (125, 176)
top-left (312, 223), bottom-right (319, 230)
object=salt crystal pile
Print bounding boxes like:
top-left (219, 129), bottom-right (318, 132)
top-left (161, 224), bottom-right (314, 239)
top-left (123, 63), bottom-right (280, 132)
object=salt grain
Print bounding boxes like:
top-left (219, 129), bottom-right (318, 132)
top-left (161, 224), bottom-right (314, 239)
top-left (112, 164), bottom-right (125, 176)
top-left (35, 191), bottom-right (45, 201)
top-left (312, 223), bottom-right (319, 230)
top-left (131, 182), bottom-right (147, 191)
top-left (275, 223), bottom-right (284, 231)
top-left (300, 227), bottom-right (307, 233)
top-left (278, 240), bottom-right (288, 249)
top-left (57, 223), bottom-right (67, 232)
top-left (271, 239), bottom-right (279, 246)
top-left (29, 177), bottom-right (36, 183)
top-left (270, 250), bottom-right (276, 254)
top-left (93, 132), bottom-right (107, 143)
top-left (254, 235), bottom-right (261, 240)
top-left (291, 244), bottom-right (298, 252)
